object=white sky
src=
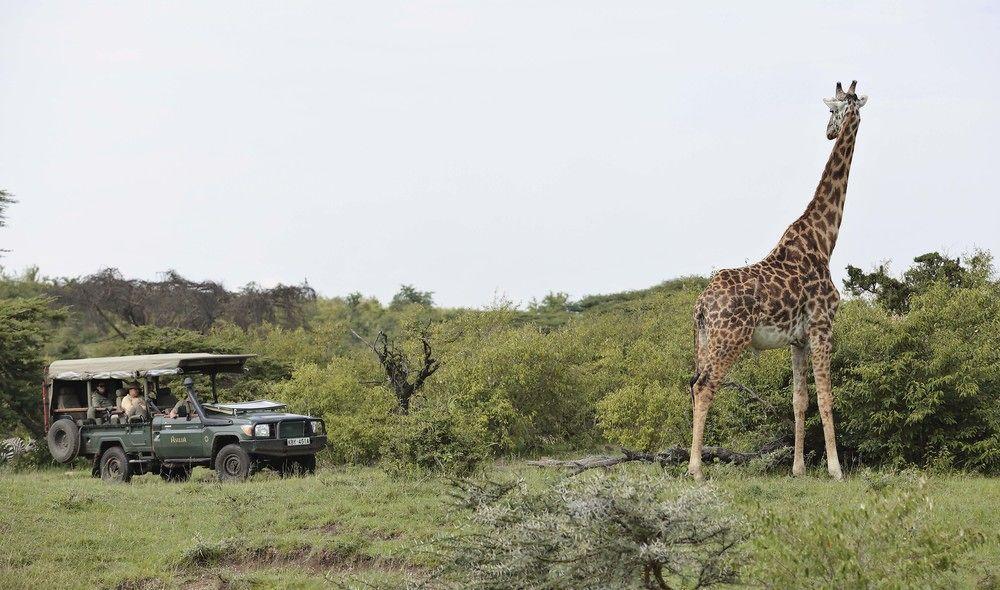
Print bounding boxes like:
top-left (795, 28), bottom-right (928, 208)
top-left (2, 2), bottom-right (998, 307)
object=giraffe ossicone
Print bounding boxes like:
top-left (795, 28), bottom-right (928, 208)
top-left (687, 81), bottom-right (867, 482)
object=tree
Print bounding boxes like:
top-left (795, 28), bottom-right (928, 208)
top-left (0, 189), bottom-right (13, 256)
top-left (0, 297), bottom-right (64, 436)
top-left (352, 329), bottom-right (439, 414)
top-left (843, 251), bottom-right (990, 315)
top-left (390, 284), bottom-right (434, 309)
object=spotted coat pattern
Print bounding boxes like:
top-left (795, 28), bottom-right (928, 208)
top-left (687, 82), bottom-right (866, 481)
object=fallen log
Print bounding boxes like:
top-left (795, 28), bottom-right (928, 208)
top-left (527, 438), bottom-right (791, 476)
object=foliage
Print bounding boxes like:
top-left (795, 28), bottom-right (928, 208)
top-left (0, 297), bottom-right (64, 435)
top-left (832, 280), bottom-right (1000, 472)
top-left (381, 401), bottom-right (491, 476)
top-left (53, 268), bottom-right (315, 335)
top-left (749, 476), bottom-right (980, 589)
top-left (277, 360), bottom-right (395, 465)
top-left (430, 470), bottom-right (744, 589)
top-left (843, 251), bottom-right (993, 314)
top-left (1, 244), bottom-right (999, 472)
top-left (391, 284), bottom-right (434, 309)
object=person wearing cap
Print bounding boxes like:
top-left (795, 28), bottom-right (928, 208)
top-left (91, 382), bottom-right (114, 409)
top-left (120, 383), bottom-right (149, 418)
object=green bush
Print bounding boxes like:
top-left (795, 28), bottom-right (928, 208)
top-left (276, 360), bottom-right (395, 465)
top-left (748, 476), bottom-right (980, 589)
top-left (380, 402), bottom-right (490, 476)
top-left (833, 282), bottom-right (1000, 472)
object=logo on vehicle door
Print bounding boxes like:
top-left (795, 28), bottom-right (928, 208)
top-left (169, 436), bottom-right (188, 444)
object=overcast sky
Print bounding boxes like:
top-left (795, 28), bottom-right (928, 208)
top-left (2, 2), bottom-right (998, 307)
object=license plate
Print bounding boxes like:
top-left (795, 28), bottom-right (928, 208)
top-left (286, 437), bottom-right (310, 446)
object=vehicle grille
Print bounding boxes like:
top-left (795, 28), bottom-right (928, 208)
top-left (278, 420), bottom-right (307, 439)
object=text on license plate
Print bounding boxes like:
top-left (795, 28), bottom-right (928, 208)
top-left (286, 437), bottom-right (310, 446)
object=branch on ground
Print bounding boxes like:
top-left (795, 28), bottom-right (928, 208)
top-left (527, 437), bottom-right (791, 476)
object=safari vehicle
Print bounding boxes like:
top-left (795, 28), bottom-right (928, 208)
top-left (43, 353), bottom-right (327, 483)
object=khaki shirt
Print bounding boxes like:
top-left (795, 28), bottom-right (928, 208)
top-left (121, 395), bottom-right (149, 417)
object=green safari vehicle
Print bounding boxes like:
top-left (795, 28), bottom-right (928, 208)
top-left (43, 353), bottom-right (327, 483)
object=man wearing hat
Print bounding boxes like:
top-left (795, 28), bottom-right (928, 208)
top-left (120, 382), bottom-right (149, 418)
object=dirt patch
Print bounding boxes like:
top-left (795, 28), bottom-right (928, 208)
top-left (218, 545), bottom-right (413, 573)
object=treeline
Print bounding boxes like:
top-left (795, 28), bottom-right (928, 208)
top-left (3, 192), bottom-right (999, 472)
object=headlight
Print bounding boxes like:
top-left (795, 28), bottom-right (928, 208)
top-left (254, 423), bottom-right (271, 437)
top-left (311, 420), bottom-right (324, 435)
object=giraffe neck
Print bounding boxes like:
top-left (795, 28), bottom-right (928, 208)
top-left (771, 110), bottom-right (861, 264)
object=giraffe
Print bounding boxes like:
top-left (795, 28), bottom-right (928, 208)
top-left (687, 81), bottom-right (868, 481)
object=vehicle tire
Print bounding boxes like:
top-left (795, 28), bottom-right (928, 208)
top-left (47, 418), bottom-right (80, 463)
top-left (160, 465), bottom-right (191, 482)
top-left (300, 454), bottom-right (316, 475)
top-left (215, 444), bottom-right (251, 482)
top-left (100, 447), bottom-right (132, 483)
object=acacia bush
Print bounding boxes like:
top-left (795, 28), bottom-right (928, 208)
top-left (430, 470), bottom-right (744, 589)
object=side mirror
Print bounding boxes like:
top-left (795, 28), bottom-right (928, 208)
top-left (177, 404), bottom-right (189, 418)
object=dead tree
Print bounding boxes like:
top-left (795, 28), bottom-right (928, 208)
top-left (352, 329), bottom-right (439, 414)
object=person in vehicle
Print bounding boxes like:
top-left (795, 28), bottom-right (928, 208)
top-left (92, 382), bottom-right (114, 409)
top-left (166, 378), bottom-right (197, 419)
top-left (120, 383), bottom-right (149, 418)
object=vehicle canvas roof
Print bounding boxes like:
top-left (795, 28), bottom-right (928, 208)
top-left (47, 353), bottom-right (255, 381)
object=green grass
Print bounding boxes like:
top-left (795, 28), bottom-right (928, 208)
top-left (0, 464), bottom-right (998, 589)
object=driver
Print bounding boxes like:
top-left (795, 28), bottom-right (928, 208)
top-left (166, 377), bottom-right (197, 419)
top-left (166, 397), bottom-right (194, 419)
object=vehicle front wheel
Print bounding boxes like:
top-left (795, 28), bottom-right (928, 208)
top-left (100, 447), bottom-right (132, 483)
top-left (215, 444), bottom-right (251, 482)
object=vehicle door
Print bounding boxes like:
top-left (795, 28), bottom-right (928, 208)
top-left (153, 414), bottom-right (208, 459)
top-left (124, 420), bottom-right (153, 452)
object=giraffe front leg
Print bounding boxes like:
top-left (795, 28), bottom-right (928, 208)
top-left (688, 381), bottom-right (716, 482)
top-left (809, 328), bottom-right (843, 480)
top-left (790, 344), bottom-right (809, 476)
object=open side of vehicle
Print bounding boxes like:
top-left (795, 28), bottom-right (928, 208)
top-left (43, 353), bottom-right (327, 483)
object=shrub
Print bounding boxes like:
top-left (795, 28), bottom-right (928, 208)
top-left (596, 381), bottom-right (689, 451)
top-left (430, 470), bottom-right (745, 589)
top-left (276, 360), bottom-right (395, 465)
top-left (833, 282), bottom-right (1000, 472)
top-left (748, 476), bottom-right (980, 589)
top-left (380, 402), bottom-right (491, 476)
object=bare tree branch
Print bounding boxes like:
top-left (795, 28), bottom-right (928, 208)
top-left (527, 438), bottom-right (791, 476)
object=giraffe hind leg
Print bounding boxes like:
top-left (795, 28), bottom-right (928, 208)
top-left (688, 329), bottom-right (751, 481)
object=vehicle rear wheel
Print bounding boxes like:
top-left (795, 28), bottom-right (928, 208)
top-left (160, 464), bottom-right (191, 482)
top-left (47, 419), bottom-right (80, 463)
top-left (100, 447), bottom-right (132, 483)
top-left (215, 444), bottom-right (251, 482)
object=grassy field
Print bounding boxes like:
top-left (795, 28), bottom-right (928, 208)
top-left (0, 464), bottom-right (998, 589)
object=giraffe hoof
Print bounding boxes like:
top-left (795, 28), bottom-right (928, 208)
top-left (687, 468), bottom-right (705, 482)
top-left (829, 468), bottom-right (844, 481)
top-left (792, 463), bottom-right (806, 477)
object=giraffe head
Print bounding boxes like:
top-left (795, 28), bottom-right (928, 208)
top-left (823, 80), bottom-right (867, 140)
